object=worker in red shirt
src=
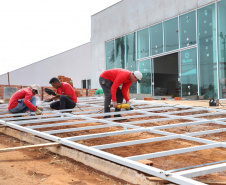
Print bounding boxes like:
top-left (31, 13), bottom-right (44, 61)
top-left (99, 68), bottom-right (142, 118)
top-left (8, 84), bottom-right (43, 116)
top-left (49, 77), bottom-right (77, 110)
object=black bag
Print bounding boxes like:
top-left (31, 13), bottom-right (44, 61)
top-left (209, 98), bottom-right (219, 106)
top-left (45, 88), bottom-right (56, 96)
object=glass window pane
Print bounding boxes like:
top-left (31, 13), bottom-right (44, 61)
top-left (137, 28), bottom-right (149, 59)
top-left (164, 17), bottom-right (179, 52)
top-left (218, 0), bottom-right (226, 99)
top-left (150, 23), bottom-right (163, 55)
top-left (126, 33), bottom-right (137, 93)
top-left (198, 4), bottom-right (217, 99)
top-left (139, 59), bottom-right (151, 94)
top-left (115, 37), bottom-right (125, 68)
top-left (180, 11), bottom-right (196, 48)
top-left (181, 48), bottom-right (197, 96)
top-left (105, 40), bottom-right (115, 70)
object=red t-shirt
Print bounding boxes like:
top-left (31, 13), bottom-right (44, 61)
top-left (100, 68), bottom-right (132, 102)
top-left (8, 88), bottom-right (37, 111)
top-left (57, 82), bottom-right (77, 103)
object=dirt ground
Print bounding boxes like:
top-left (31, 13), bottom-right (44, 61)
top-left (1, 99), bottom-right (226, 184)
top-left (0, 133), bottom-right (134, 185)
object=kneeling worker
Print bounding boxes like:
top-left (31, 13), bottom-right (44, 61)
top-left (99, 68), bottom-right (142, 118)
top-left (49, 77), bottom-right (77, 110)
top-left (8, 84), bottom-right (43, 116)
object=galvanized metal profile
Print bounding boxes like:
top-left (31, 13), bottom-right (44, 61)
top-left (0, 97), bottom-right (226, 185)
top-left (126, 143), bottom-right (221, 161)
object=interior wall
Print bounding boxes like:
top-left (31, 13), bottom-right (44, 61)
top-left (154, 53), bottom-right (178, 96)
top-left (154, 53), bottom-right (178, 74)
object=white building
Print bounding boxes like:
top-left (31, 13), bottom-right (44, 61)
top-left (1, 0), bottom-right (226, 99)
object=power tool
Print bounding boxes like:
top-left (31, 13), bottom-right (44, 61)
top-left (108, 103), bottom-right (133, 110)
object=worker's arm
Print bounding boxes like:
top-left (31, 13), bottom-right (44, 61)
top-left (61, 94), bottom-right (72, 98)
top-left (111, 72), bottom-right (128, 102)
top-left (121, 81), bottom-right (132, 102)
top-left (24, 93), bottom-right (37, 111)
top-left (47, 93), bottom-right (60, 101)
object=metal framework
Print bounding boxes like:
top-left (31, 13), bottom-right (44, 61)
top-left (0, 97), bottom-right (225, 185)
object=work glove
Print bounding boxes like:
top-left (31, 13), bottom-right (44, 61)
top-left (36, 105), bottom-right (43, 111)
top-left (35, 108), bottom-right (42, 115)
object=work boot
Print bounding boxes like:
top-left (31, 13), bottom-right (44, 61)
top-left (61, 110), bottom-right (72, 113)
top-left (103, 115), bottom-right (111, 118)
top-left (114, 108), bottom-right (122, 117)
top-left (114, 114), bottom-right (122, 118)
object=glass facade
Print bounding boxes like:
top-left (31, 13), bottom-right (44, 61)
top-left (150, 23), bottom-right (163, 55)
top-left (198, 4), bottom-right (217, 99)
top-left (105, 40), bottom-right (115, 70)
top-left (139, 59), bottom-right (151, 94)
top-left (105, 1), bottom-right (226, 99)
top-left (164, 17), bottom-right (179, 52)
top-left (115, 37), bottom-right (125, 68)
top-left (137, 28), bottom-right (149, 59)
top-left (180, 11), bottom-right (196, 48)
top-left (181, 48), bottom-right (197, 96)
top-left (126, 33), bottom-right (137, 93)
top-left (218, 0), bottom-right (226, 99)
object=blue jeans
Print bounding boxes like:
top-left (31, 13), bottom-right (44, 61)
top-left (9, 96), bottom-right (36, 115)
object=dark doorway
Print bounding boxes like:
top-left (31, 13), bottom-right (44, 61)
top-left (153, 53), bottom-right (179, 97)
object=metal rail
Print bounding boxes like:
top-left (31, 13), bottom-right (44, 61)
top-left (0, 96), bottom-right (225, 185)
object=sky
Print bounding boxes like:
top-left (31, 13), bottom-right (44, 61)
top-left (0, 0), bottom-right (121, 75)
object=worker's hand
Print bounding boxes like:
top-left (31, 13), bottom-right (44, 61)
top-left (35, 109), bottom-right (42, 115)
top-left (36, 105), bottom-right (43, 111)
top-left (55, 93), bottom-right (60, 97)
top-left (113, 101), bottom-right (118, 108)
top-left (127, 100), bottom-right (134, 110)
top-left (44, 99), bottom-right (53, 102)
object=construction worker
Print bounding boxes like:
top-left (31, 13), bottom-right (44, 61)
top-left (49, 77), bottom-right (77, 110)
top-left (8, 84), bottom-right (43, 116)
top-left (99, 68), bottom-right (142, 118)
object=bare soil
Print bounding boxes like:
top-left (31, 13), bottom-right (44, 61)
top-left (0, 133), bottom-right (133, 185)
top-left (1, 99), bottom-right (226, 184)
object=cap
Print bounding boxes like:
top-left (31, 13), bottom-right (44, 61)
top-left (30, 84), bottom-right (41, 94)
top-left (134, 71), bottom-right (142, 83)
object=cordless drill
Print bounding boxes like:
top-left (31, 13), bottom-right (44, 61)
top-left (108, 103), bottom-right (133, 110)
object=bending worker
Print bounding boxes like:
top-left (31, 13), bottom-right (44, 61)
top-left (8, 84), bottom-right (43, 116)
top-left (99, 68), bottom-right (142, 118)
top-left (49, 77), bottom-right (77, 110)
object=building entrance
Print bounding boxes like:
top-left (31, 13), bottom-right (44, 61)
top-left (153, 53), bottom-right (179, 97)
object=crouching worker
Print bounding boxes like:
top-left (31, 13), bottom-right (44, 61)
top-left (49, 77), bottom-right (77, 110)
top-left (8, 84), bottom-right (43, 116)
top-left (99, 68), bottom-right (142, 118)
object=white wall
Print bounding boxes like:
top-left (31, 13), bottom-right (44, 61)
top-left (0, 42), bottom-right (91, 88)
top-left (91, 0), bottom-right (216, 89)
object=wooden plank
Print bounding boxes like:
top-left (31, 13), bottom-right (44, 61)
top-left (137, 159), bottom-right (153, 166)
top-left (147, 177), bottom-right (226, 185)
top-left (147, 177), bottom-right (169, 183)
top-left (199, 181), bottom-right (226, 185)
top-left (0, 142), bottom-right (60, 153)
